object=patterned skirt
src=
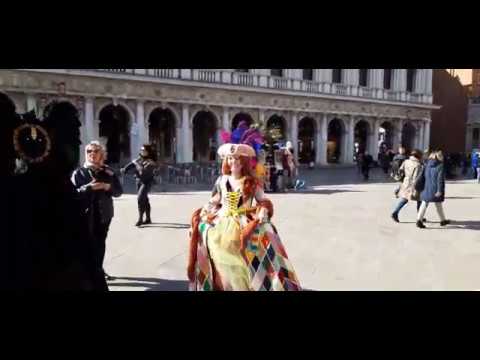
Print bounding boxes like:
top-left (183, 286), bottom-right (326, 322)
top-left (190, 215), bottom-right (301, 291)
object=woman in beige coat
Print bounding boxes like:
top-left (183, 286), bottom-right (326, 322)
top-left (391, 149), bottom-right (423, 223)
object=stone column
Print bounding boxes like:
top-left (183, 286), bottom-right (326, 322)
top-left (424, 119), bottom-right (431, 151)
top-left (394, 118), bottom-right (404, 150)
top-left (415, 70), bottom-right (426, 94)
top-left (370, 119), bottom-right (381, 160)
top-left (134, 100), bottom-right (147, 158)
top-left (290, 112), bottom-right (299, 162)
top-left (182, 104), bottom-right (193, 163)
top-left (425, 69), bottom-right (433, 95)
top-left (222, 107), bottom-right (230, 131)
top-left (26, 94), bottom-right (37, 114)
top-left (345, 115), bottom-right (355, 164)
top-left (317, 114), bottom-right (328, 165)
top-left (84, 97), bottom-right (95, 143)
top-left (417, 121), bottom-right (425, 150)
top-left (259, 109), bottom-right (266, 126)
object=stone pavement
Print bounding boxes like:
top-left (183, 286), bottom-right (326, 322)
top-left (105, 167), bottom-right (480, 291)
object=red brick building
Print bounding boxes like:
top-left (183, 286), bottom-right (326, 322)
top-left (430, 69), bottom-right (468, 153)
top-left (472, 69), bottom-right (480, 97)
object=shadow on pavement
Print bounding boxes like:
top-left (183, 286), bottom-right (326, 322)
top-left (290, 189), bottom-right (364, 195)
top-left (108, 277), bottom-right (189, 291)
top-left (445, 196), bottom-right (478, 200)
top-left (140, 223), bottom-right (190, 229)
top-left (443, 221), bottom-right (480, 231)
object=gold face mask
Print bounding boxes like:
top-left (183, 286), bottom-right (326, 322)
top-left (31, 126), bottom-right (38, 140)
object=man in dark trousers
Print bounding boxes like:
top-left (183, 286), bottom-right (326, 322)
top-left (358, 151), bottom-right (373, 181)
top-left (71, 141), bottom-right (123, 283)
top-left (121, 144), bottom-right (158, 226)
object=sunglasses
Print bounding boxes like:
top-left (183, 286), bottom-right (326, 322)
top-left (86, 149), bottom-right (100, 154)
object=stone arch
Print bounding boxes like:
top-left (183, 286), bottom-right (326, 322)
top-left (298, 116), bottom-right (317, 164)
top-left (379, 120), bottom-right (395, 151)
top-left (43, 101), bottom-right (82, 169)
top-left (402, 121), bottom-right (416, 151)
top-left (192, 110), bottom-right (218, 162)
top-left (95, 99), bottom-right (135, 125)
top-left (327, 117), bottom-right (346, 164)
top-left (145, 103), bottom-right (181, 129)
top-left (231, 112), bottom-right (254, 130)
top-left (354, 119), bottom-right (371, 155)
top-left (98, 103), bottom-right (132, 165)
top-left (148, 107), bottom-right (177, 163)
top-left (266, 114), bottom-right (287, 141)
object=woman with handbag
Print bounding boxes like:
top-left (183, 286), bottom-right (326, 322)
top-left (415, 150), bottom-right (450, 229)
top-left (391, 149), bottom-right (424, 223)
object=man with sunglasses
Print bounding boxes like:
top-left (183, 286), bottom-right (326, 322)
top-left (71, 141), bottom-right (123, 288)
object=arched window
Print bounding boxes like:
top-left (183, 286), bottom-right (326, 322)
top-left (359, 69), bottom-right (369, 87)
top-left (332, 69), bottom-right (342, 83)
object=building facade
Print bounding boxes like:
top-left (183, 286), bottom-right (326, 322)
top-left (466, 69), bottom-right (480, 152)
top-left (431, 69), bottom-right (468, 153)
top-left (0, 69), bottom-right (438, 166)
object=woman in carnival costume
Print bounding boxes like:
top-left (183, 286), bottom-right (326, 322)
top-left (187, 122), bottom-right (302, 291)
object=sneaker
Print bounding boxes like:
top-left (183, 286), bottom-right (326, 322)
top-left (416, 220), bottom-right (426, 229)
top-left (391, 213), bottom-right (399, 223)
top-left (135, 220), bottom-right (143, 227)
top-left (440, 220), bottom-right (451, 226)
top-left (143, 219), bottom-right (152, 225)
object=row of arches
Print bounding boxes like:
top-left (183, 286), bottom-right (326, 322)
top-left (96, 107), bottom-right (419, 165)
top-left (1, 92), bottom-right (421, 166)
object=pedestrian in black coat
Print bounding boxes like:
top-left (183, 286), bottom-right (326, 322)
top-left (121, 144), bottom-right (158, 226)
top-left (71, 141), bottom-right (123, 282)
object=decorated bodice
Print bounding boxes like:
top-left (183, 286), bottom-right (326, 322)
top-left (214, 176), bottom-right (254, 216)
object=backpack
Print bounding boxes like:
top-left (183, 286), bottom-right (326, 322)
top-left (391, 158), bottom-right (405, 181)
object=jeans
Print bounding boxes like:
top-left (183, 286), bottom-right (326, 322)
top-left (392, 198), bottom-right (421, 216)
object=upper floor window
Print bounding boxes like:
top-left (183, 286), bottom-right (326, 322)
top-left (332, 69), bottom-right (343, 83)
top-left (359, 69), bottom-right (369, 87)
top-left (235, 69), bottom-right (249, 73)
top-left (406, 69), bottom-right (417, 92)
top-left (384, 69), bottom-right (392, 89)
top-left (303, 69), bottom-right (313, 81)
top-left (271, 69), bottom-right (283, 77)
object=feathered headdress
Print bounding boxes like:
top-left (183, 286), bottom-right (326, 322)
top-left (218, 121), bottom-right (266, 175)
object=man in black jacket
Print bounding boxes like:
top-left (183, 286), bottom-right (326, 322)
top-left (121, 144), bottom-right (157, 227)
top-left (71, 141), bottom-right (123, 283)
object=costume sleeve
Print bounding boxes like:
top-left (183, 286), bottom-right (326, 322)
top-left (71, 169), bottom-right (92, 194)
top-left (211, 176), bottom-right (222, 197)
top-left (108, 172), bottom-right (123, 198)
top-left (123, 161), bottom-right (138, 174)
top-left (254, 184), bottom-right (267, 202)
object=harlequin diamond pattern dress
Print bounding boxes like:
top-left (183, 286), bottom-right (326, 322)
top-left (189, 175), bottom-right (301, 291)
